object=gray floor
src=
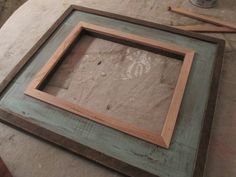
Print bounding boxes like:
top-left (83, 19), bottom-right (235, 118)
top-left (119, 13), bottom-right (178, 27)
top-left (0, 0), bottom-right (235, 177)
top-left (0, 0), bottom-right (27, 27)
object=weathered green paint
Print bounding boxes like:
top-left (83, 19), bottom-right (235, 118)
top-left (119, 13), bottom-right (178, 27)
top-left (0, 10), bottom-right (218, 177)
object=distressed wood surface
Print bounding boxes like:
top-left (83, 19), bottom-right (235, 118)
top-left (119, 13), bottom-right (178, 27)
top-left (0, 1), bottom-right (235, 177)
top-left (0, 7), bottom-right (223, 177)
top-left (1, 0), bottom-right (234, 94)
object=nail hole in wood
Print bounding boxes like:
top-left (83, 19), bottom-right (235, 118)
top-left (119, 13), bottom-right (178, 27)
top-left (106, 104), bottom-right (111, 110)
top-left (97, 61), bottom-right (102, 65)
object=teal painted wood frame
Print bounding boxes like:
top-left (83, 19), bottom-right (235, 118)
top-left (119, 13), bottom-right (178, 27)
top-left (24, 21), bottom-right (195, 148)
top-left (0, 5), bottom-right (225, 177)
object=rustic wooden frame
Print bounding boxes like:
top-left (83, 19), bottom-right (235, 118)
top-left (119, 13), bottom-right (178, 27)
top-left (24, 22), bottom-right (195, 148)
top-left (0, 5), bottom-right (225, 177)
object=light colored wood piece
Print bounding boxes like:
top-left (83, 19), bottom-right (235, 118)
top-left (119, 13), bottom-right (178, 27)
top-left (169, 6), bottom-right (236, 31)
top-left (161, 51), bottom-right (194, 146)
top-left (172, 24), bottom-right (236, 33)
top-left (24, 22), bottom-right (195, 148)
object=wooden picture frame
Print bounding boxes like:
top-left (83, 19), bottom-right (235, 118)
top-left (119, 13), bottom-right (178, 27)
top-left (24, 22), bottom-right (195, 148)
top-left (0, 5), bottom-right (225, 177)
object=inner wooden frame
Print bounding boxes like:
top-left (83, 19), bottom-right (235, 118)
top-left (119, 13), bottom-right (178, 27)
top-left (24, 22), bottom-right (195, 148)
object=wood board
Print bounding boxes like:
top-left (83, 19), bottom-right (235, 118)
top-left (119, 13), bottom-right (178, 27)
top-left (0, 5), bottom-right (225, 177)
top-left (172, 24), bottom-right (236, 33)
top-left (169, 6), bottom-right (236, 31)
top-left (0, 157), bottom-right (12, 177)
top-left (24, 22), bottom-right (195, 148)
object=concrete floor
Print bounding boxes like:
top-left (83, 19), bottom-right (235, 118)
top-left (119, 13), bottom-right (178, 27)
top-left (0, 0), bottom-right (235, 177)
top-left (0, 0), bottom-right (27, 27)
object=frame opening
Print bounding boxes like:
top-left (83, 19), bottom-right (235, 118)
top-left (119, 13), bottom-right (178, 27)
top-left (25, 22), bottom-right (195, 148)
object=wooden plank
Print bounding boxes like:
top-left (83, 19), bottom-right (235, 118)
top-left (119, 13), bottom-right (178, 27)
top-left (81, 22), bottom-right (192, 55)
top-left (161, 51), bottom-right (194, 146)
top-left (172, 24), bottom-right (236, 33)
top-left (169, 6), bottom-right (236, 30)
top-left (0, 157), bottom-right (12, 177)
top-left (193, 31), bottom-right (225, 177)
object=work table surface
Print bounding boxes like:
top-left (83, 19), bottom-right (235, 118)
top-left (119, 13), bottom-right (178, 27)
top-left (0, 0), bottom-right (235, 177)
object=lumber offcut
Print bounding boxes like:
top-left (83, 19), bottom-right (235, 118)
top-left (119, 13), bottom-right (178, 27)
top-left (169, 6), bottom-right (236, 30)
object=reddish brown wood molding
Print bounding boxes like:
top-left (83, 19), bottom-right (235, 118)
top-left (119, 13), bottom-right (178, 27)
top-left (0, 157), bottom-right (12, 177)
top-left (24, 22), bottom-right (195, 148)
top-left (172, 24), bottom-right (236, 33)
top-left (169, 6), bottom-right (236, 31)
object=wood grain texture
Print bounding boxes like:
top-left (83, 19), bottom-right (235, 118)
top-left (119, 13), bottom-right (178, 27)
top-left (161, 51), bottom-right (194, 146)
top-left (169, 6), bottom-right (236, 30)
top-left (24, 22), bottom-right (195, 148)
top-left (0, 5), bottom-right (225, 177)
top-left (172, 24), bottom-right (236, 33)
top-left (0, 157), bottom-right (12, 177)
top-left (81, 22), bottom-right (192, 55)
